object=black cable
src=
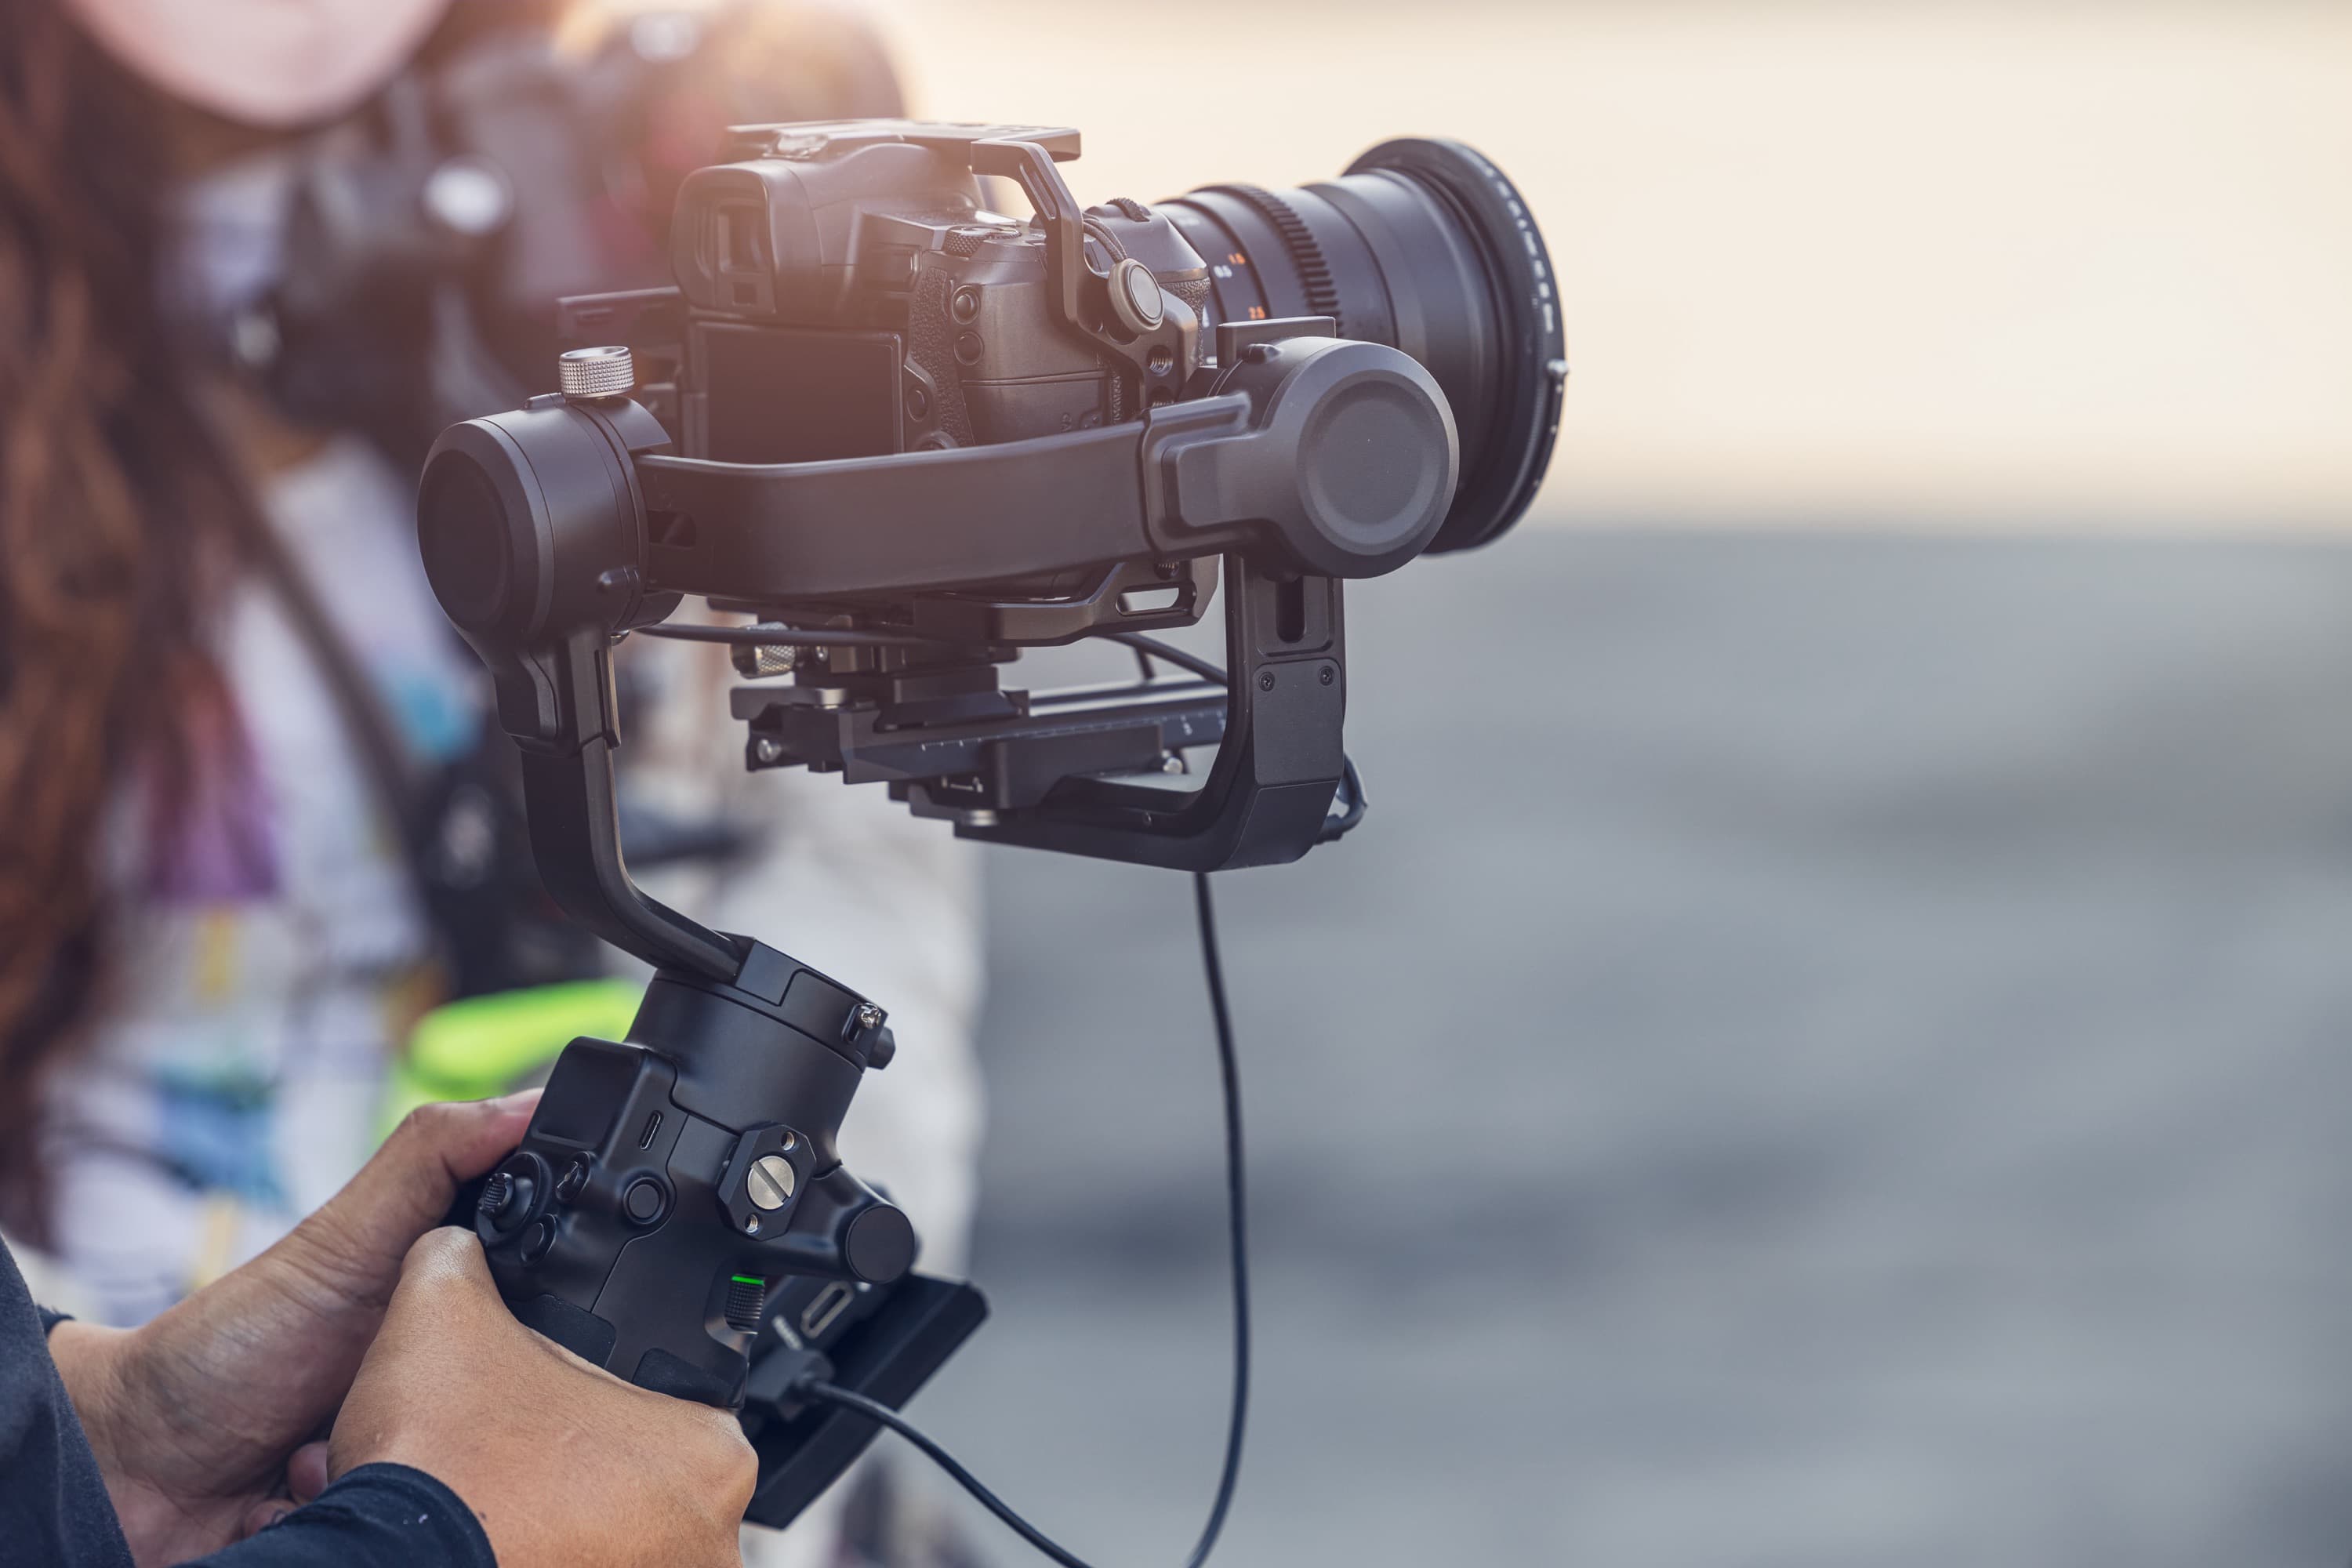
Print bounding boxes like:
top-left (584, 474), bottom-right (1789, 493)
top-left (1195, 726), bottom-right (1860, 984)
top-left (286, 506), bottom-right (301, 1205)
top-left (793, 873), bottom-right (1253, 1568)
top-left (792, 1381), bottom-right (1098, 1568)
top-left (634, 622), bottom-right (966, 651)
top-left (1183, 869), bottom-right (1250, 1568)
top-left (1321, 754), bottom-right (1369, 840)
top-left (1104, 630), bottom-right (1229, 686)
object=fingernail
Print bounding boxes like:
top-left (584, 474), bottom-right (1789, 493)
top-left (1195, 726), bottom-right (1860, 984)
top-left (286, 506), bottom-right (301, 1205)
top-left (262, 1507), bottom-right (294, 1530)
top-left (487, 1088), bottom-right (542, 1112)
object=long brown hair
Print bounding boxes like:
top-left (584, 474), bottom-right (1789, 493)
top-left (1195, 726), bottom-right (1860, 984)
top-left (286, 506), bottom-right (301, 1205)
top-left (0, 1), bottom-right (260, 1233)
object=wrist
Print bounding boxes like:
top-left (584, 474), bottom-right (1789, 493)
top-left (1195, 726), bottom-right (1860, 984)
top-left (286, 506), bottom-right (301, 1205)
top-left (47, 1319), bottom-right (135, 1471)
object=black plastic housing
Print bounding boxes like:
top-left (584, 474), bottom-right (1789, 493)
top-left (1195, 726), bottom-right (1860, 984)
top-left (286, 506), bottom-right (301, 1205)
top-left (739, 1273), bottom-right (989, 1528)
top-left (473, 937), bottom-right (909, 1408)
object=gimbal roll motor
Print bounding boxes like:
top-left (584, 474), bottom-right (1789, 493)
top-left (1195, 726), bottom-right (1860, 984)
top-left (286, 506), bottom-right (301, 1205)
top-left (414, 120), bottom-right (1563, 1535)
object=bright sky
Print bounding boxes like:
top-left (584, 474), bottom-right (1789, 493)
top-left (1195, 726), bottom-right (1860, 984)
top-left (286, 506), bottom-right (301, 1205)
top-left (875, 2), bottom-right (2352, 529)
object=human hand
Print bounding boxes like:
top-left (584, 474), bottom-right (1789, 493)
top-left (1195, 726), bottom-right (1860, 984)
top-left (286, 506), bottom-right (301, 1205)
top-left (328, 1227), bottom-right (757, 1568)
top-left (49, 1093), bottom-right (539, 1565)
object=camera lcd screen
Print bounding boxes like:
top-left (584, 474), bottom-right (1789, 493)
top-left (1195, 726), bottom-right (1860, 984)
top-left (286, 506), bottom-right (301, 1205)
top-left (695, 323), bottom-right (903, 463)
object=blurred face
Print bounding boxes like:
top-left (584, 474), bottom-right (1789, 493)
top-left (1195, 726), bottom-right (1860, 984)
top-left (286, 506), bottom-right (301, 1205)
top-left (67, 0), bottom-right (452, 128)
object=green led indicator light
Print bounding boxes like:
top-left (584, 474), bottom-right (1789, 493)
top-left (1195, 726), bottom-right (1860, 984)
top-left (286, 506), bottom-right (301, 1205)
top-left (731, 1276), bottom-right (763, 1287)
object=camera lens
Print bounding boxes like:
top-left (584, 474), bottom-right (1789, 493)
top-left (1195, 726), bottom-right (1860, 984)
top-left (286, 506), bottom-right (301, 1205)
top-left (1161, 140), bottom-right (1565, 554)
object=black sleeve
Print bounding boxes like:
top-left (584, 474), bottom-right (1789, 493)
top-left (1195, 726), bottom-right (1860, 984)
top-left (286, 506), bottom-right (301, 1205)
top-left (4, 1239), bottom-right (495, 1568)
top-left (1, 1241), bottom-right (136, 1567)
top-left (176, 1465), bottom-right (496, 1568)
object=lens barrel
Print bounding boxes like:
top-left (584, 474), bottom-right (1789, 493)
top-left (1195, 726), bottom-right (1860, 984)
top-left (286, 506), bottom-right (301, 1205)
top-left (1162, 140), bottom-right (1563, 554)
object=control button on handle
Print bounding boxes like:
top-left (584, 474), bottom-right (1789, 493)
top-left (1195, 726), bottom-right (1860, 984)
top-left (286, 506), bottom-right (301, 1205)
top-left (622, 1176), bottom-right (669, 1226)
top-left (479, 1152), bottom-right (553, 1243)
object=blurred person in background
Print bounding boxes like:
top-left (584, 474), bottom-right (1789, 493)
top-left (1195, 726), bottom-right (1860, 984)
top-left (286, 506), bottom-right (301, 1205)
top-left (0, 0), bottom-right (982, 1561)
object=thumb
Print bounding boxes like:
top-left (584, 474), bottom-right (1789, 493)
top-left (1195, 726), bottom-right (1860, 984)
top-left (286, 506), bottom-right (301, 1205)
top-left (392, 1225), bottom-right (503, 1305)
top-left (283, 1094), bottom-right (541, 1307)
top-left (371, 1229), bottom-right (511, 1353)
top-left (332, 1229), bottom-right (508, 1485)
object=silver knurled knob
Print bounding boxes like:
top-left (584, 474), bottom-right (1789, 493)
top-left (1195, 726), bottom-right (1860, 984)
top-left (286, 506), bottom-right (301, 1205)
top-left (558, 345), bottom-right (634, 400)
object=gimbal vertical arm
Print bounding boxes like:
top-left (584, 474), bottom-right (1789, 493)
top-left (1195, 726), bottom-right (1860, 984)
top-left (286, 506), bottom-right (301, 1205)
top-left (511, 626), bottom-right (742, 984)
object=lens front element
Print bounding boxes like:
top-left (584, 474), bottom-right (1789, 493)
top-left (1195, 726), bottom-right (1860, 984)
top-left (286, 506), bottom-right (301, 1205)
top-left (1163, 139), bottom-right (1565, 554)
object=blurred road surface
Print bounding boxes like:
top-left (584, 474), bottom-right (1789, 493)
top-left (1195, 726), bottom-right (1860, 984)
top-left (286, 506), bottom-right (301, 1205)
top-left (897, 527), bottom-right (2352, 1566)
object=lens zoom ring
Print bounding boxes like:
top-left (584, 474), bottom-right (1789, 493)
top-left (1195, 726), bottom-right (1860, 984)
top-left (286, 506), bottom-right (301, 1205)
top-left (1217, 183), bottom-right (1344, 334)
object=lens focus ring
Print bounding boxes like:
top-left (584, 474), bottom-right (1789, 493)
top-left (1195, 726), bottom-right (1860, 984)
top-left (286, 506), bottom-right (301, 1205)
top-left (1214, 184), bottom-right (1343, 332)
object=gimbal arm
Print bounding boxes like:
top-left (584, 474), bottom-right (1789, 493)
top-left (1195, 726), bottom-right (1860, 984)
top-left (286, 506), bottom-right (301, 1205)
top-left (417, 325), bottom-right (1457, 964)
top-left (515, 630), bottom-right (743, 982)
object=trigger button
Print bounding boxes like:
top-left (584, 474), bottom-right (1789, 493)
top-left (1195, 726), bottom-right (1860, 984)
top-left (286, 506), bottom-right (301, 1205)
top-left (555, 1155), bottom-right (593, 1203)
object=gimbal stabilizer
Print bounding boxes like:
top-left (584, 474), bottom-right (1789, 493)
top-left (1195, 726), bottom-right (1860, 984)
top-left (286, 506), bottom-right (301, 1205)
top-left (413, 121), bottom-right (1562, 1533)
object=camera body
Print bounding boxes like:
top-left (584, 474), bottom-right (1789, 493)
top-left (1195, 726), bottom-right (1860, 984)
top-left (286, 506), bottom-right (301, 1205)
top-left (667, 122), bottom-right (1210, 463)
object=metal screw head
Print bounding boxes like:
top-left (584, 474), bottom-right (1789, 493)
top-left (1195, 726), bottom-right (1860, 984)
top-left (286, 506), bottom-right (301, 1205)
top-left (742, 1213), bottom-right (762, 1235)
top-left (1160, 753), bottom-right (1185, 774)
top-left (1257, 670), bottom-right (1276, 691)
top-left (746, 1153), bottom-right (797, 1210)
top-left (733, 641), bottom-right (797, 679)
top-left (753, 736), bottom-right (786, 765)
top-left (855, 1002), bottom-right (884, 1031)
top-left (1319, 666), bottom-right (1336, 685)
top-left (558, 345), bottom-right (634, 399)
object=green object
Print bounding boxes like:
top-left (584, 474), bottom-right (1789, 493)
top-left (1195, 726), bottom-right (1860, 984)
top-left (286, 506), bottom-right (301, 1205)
top-left (731, 1275), bottom-right (764, 1287)
top-left (380, 978), bottom-right (644, 1139)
